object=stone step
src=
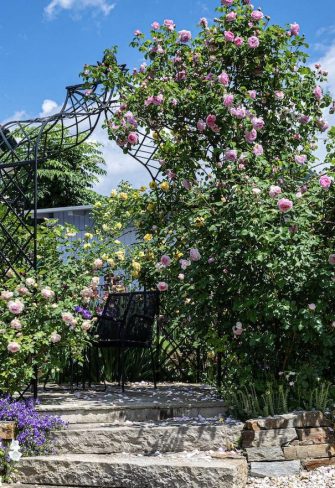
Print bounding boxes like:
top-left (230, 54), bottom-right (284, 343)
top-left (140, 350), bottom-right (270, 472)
top-left (37, 401), bottom-right (226, 424)
top-left (52, 421), bottom-right (242, 454)
top-left (16, 452), bottom-right (248, 488)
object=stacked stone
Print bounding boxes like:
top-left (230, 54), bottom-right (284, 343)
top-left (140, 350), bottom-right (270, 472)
top-left (242, 411), bottom-right (335, 478)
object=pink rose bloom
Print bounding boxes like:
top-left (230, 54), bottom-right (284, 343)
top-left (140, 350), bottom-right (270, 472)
top-left (319, 175), bottom-right (332, 188)
top-left (145, 96), bottom-right (154, 106)
top-left (0, 291), bottom-right (14, 301)
top-left (206, 114), bottom-right (217, 127)
top-left (18, 286), bottom-right (29, 296)
top-left (314, 86), bottom-right (323, 100)
top-left (190, 248), bottom-right (201, 261)
top-left (224, 31), bottom-right (235, 42)
top-left (179, 30), bottom-right (192, 43)
top-left (153, 94), bottom-right (164, 105)
top-left (329, 254), bottom-right (335, 265)
top-left (223, 94), bottom-right (234, 107)
top-left (10, 319), bottom-right (22, 330)
top-left (160, 255), bottom-right (171, 267)
top-left (248, 90), bottom-right (257, 99)
top-left (218, 72), bottom-right (230, 86)
top-left (251, 10), bottom-right (264, 21)
top-left (62, 312), bottom-right (75, 324)
top-left (81, 321), bottom-right (92, 332)
top-left (127, 132), bottom-right (139, 145)
top-left (233, 322), bottom-right (243, 337)
top-left (157, 282), bottom-right (169, 292)
top-left (164, 19), bottom-right (175, 31)
top-left (197, 120), bottom-right (206, 132)
top-left (180, 259), bottom-right (191, 270)
top-left (151, 21), bottom-right (160, 30)
top-left (221, 0), bottom-right (233, 5)
top-left (199, 17), bottom-right (208, 28)
top-left (225, 149), bottom-right (238, 161)
top-left (230, 107), bottom-right (246, 119)
top-left (182, 179), bottom-right (192, 190)
top-left (290, 23), bottom-right (300, 36)
top-left (176, 70), bottom-right (187, 81)
top-left (278, 198), bottom-right (293, 213)
top-left (316, 119), bottom-right (329, 132)
top-left (134, 30), bottom-right (142, 36)
top-left (252, 188), bottom-right (261, 195)
top-left (253, 144), bottom-right (264, 156)
top-left (170, 98), bottom-right (178, 106)
top-left (251, 117), bottom-right (265, 130)
top-left (208, 257), bottom-right (215, 264)
top-left (299, 115), bottom-right (310, 124)
top-left (41, 287), bottom-right (55, 300)
top-left (275, 91), bottom-right (285, 100)
top-left (7, 300), bottom-right (24, 315)
top-left (50, 332), bottom-right (61, 343)
top-left (248, 36), bottom-right (260, 48)
top-left (245, 128), bottom-right (257, 143)
top-left (178, 273), bottom-right (185, 281)
top-left (308, 303), bottom-right (316, 311)
top-left (7, 342), bottom-right (21, 353)
top-left (295, 154), bottom-right (307, 165)
top-left (93, 258), bottom-right (103, 269)
top-left (226, 12), bottom-right (237, 22)
top-left (234, 36), bottom-right (244, 46)
top-left (269, 185), bottom-right (282, 198)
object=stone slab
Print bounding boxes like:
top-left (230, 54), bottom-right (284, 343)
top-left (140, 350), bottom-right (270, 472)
top-left (16, 453), bottom-right (248, 488)
top-left (283, 443), bottom-right (335, 460)
top-left (249, 460), bottom-right (301, 478)
top-left (245, 412), bottom-right (332, 431)
top-left (53, 423), bottom-right (242, 454)
top-left (296, 427), bottom-right (335, 444)
top-left (245, 447), bottom-right (285, 462)
top-left (0, 421), bottom-right (15, 440)
top-left (303, 457), bottom-right (335, 471)
top-left (242, 428), bottom-right (297, 448)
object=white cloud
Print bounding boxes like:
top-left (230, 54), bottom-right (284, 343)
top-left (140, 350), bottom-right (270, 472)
top-left (44, 0), bottom-right (115, 19)
top-left (40, 99), bottom-right (62, 117)
top-left (1, 110), bottom-right (27, 125)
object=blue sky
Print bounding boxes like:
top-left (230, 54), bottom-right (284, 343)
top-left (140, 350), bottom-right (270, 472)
top-left (1, 0), bottom-right (334, 191)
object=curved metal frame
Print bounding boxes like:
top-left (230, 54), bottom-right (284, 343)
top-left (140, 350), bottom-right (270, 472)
top-left (0, 67), bottom-right (162, 277)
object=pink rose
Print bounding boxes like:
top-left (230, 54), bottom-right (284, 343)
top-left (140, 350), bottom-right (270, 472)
top-left (251, 117), bottom-right (265, 130)
top-left (248, 90), bottom-right (257, 99)
top-left (164, 19), bottom-right (175, 31)
top-left (81, 321), bottom-right (92, 332)
top-left (275, 91), bottom-right (285, 100)
top-left (127, 132), bottom-right (139, 145)
top-left (179, 30), bottom-right (192, 43)
top-left (182, 179), bottom-right (192, 190)
top-left (308, 303), bottom-right (316, 311)
top-left (157, 282), bottom-right (169, 292)
top-left (329, 254), bottom-right (335, 265)
top-left (134, 30), bottom-right (142, 36)
top-left (218, 72), bottom-right (230, 86)
top-left (0, 291), bottom-right (14, 301)
top-left (234, 36), bottom-right (244, 46)
top-left (176, 70), bottom-right (187, 81)
top-left (248, 36), bottom-right (260, 48)
top-left (7, 342), bottom-right (21, 353)
top-left (226, 12), bottom-right (237, 22)
top-left (153, 94), bottom-right (164, 105)
top-left (190, 248), bottom-right (201, 261)
top-left (269, 185), bottom-right (282, 198)
top-left (206, 114), bottom-right (217, 127)
top-left (93, 258), bottom-right (103, 269)
top-left (18, 286), bottom-right (29, 296)
top-left (160, 255), bottom-right (171, 267)
top-left (151, 21), bottom-right (160, 30)
top-left (278, 198), bottom-right (293, 213)
top-left (180, 259), bottom-right (191, 270)
top-left (299, 115), bottom-right (310, 124)
top-left (230, 107), bottom-right (246, 119)
top-left (252, 188), bottom-right (261, 195)
top-left (224, 31), bottom-right (235, 42)
top-left (197, 120), bottom-right (206, 132)
top-left (178, 273), bottom-right (185, 281)
top-left (316, 119), bottom-right (329, 132)
top-left (62, 312), bottom-right (75, 324)
top-left (225, 149), bottom-right (238, 161)
top-left (251, 10), bottom-right (264, 21)
top-left (319, 175), bottom-right (332, 188)
top-left (221, 0), bottom-right (233, 5)
top-left (199, 17), bottom-right (208, 28)
top-left (223, 94), bottom-right (234, 107)
top-left (290, 23), bottom-right (300, 36)
top-left (314, 86), bottom-right (323, 100)
top-left (41, 287), bottom-right (55, 300)
top-left (10, 319), bottom-right (22, 330)
top-left (50, 332), bottom-right (61, 343)
top-left (7, 300), bottom-right (24, 315)
top-left (245, 128), bottom-right (257, 143)
top-left (253, 144), bottom-right (263, 156)
top-left (295, 154), bottom-right (307, 165)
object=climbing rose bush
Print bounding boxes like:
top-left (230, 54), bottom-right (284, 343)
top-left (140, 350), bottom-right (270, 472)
top-left (85, 0), bottom-right (335, 385)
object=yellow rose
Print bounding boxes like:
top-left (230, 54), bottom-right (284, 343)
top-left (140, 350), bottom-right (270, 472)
top-left (83, 243), bottom-right (91, 249)
top-left (174, 251), bottom-right (183, 260)
top-left (110, 189), bottom-right (117, 197)
top-left (194, 217), bottom-right (205, 228)
top-left (107, 258), bottom-right (115, 267)
top-left (160, 181), bottom-right (170, 192)
top-left (147, 203), bottom-right (155, 212)
top-left (94, 201), bottom-right (102, 208)
top-left (115, 251), bottom-right (125, 261)
top-left (149, 181), bottom-right (157, 190)
top-left (102, 224), bottom-right (109, 232)
top-left (132, 271), bottom-right (140, 279)
top-left (114, 240), bottom-right (121, 245)
top-left (115, 222), bottom-right (122, 230)
top-left (144, 234), bottom-right (153, 242)
top-left (138, 251), bottom-right (145, 258)
top-left (139, 186), bottom-right (147, 192)
top-left (132, 261), bottom-right (141, 272)
top-left (119, 192), bottom-right (128, 201)
top-left (102, 254), bottom-right (109, 260)
top-left (84, 232), bottom-right (93, 239)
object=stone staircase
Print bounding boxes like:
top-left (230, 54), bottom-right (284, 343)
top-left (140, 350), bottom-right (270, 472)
top-left (11, 385), bottom-right (248, 487)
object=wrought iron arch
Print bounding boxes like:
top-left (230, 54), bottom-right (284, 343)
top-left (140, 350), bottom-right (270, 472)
top-left (0, 63), bottom-right (162, 277)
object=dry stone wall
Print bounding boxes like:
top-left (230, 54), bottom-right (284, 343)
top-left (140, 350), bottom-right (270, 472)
top-left (242, 411), bottom-right (335, 477)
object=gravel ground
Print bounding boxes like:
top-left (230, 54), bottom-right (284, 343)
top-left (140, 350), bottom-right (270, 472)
top-left (248, 467), bottom-right (335, 488)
